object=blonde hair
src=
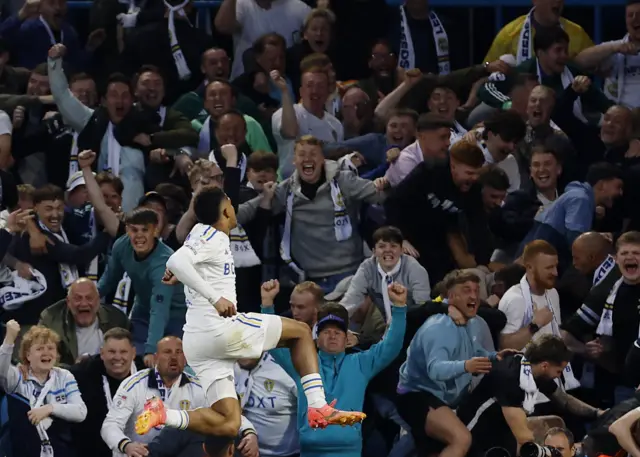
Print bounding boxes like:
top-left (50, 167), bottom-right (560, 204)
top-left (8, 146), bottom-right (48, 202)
top-left (19, 326), bottom-right (60, 366)
top-left (294, 135), bottom-right (324, 151)
top-left (188, 159), bottom-right (222, 188)
top-left (304, 8), bottom-right (335, 31)
top-left (293, 281), bottom-right (325, 305)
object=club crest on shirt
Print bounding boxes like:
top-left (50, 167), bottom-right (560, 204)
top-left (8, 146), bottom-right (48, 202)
top-left (179, 399), bottom-right (191, 410)
top-left (264, 379), bottom-right (274, 392)
top-left (437, 37), bottom-right (449, 53)
top-left (116, 395), bottom-right (126, 408)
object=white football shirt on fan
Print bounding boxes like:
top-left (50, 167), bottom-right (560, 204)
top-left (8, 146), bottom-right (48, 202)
top-left (171, 223), bottom-right (237, 333)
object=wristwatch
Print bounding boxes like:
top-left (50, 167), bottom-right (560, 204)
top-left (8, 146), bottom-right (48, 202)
top-left (528, 322), bottom-right (540, 334)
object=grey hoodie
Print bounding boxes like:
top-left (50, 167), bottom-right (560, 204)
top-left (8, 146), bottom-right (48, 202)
top-left (238, 160), bottom-right (384, 278)
top-left (340, 254), bottom-right (431, 317)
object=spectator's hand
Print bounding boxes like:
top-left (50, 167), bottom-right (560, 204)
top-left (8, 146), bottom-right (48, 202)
top-left (78, 150), bottom-right (96, 169)
top-left (238, 433), bottom-right (259, 457)
top-left (6, 209), bottom-right (33, 233)
top-left (29, 229), bottom-right (54, 255)
top-left (18, 0), bottom-right (40, 20)
top-left (532, 306), bottom-right (553, 328)
top-left (387, 282), bottom-right (407, 307)
top-left (269, 70), bottom-right (288, 93)
top-left (150, 148), bottom-right (170, 164)
top-left (161, 268), bottom-right (179, 285)
top-left (386, 147), bottom-right (401, 163)
top-left (124, 442), bottom-right (149, 457)
top-left (600, 232), bottom-right (613, 243)
top-left (86, 28), bottom-right (107, 52)
top-left (213, 297), bottom-right (236, 317)
top-left (404, 68), bottom-right (422, 86)
top-left (462, 128), bottom-right (483, 143)
top-left (402, 240), bottom-right (419, 258)
top-left (260, 279), bottom-right (280, 306)
top-left (615, 41), bottom-right (639, 55)
top-left (15, 261), bottom-right (32, 280)
top-left (12, 106), bottom-right (25, 129)
top-left (595, 205), bottom-right (606, 220)
top-left (220, 144), bottom-right (238, 167)
top-left (143, 354), bottom-right (155, 368)
top-left (174, 154), bottom-right (193, 176)
top-left (350, 151), bottom-right (365, 168)
top-left (28, 404), bottom-right (53, 425)
top-left (496, 348), bottom-right (521, 361)
top-left (42, 110), bottom-right (58, 121)
top-left (4, 319), bottom-right (20, 345)
top-left (485, 294), bottom-right (500, 308)
top-left (571, 76), bottom-right (591, 94)
top-left (48, 43), bottom-right (66, 60)
top-left (346, 331), bottom-right (359, 348)
top-left (485, 60), bottom-right (511, 75)
top-left (585, 339), bottom-right (604, 360)
top-left (373, 177), bottom-right (389, 191)
top-left (464, 357), bottom-right (492, 374)
top-left (133, 133), bottom-right (152, 147)
top-left (597, 409), bottom-right (608, 417)
top-left (447, 305), bottom-right (465, 325)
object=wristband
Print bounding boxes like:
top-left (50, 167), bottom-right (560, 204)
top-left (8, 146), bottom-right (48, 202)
top-left (118, 439), bottom-right (132, 453)
top-left (241, 429), bottom-right (257, 438)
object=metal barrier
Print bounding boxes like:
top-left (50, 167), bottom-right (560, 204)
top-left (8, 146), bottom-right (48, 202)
top-left (66, 0), bottom-right (628, 44)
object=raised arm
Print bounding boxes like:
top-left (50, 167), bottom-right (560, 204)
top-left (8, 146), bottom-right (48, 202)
top-left (78, 150), bottom-right (121, 237)
top-left (0, 320), bottom-right (22, 393)
top-left (609, 407), bottom-right (640, 457)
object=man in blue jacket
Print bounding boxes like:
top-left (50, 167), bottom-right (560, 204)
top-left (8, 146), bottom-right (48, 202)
top-left (261, 279), bottom-right (407, 457)
top-left (518, 162), bottom-right (623, 271)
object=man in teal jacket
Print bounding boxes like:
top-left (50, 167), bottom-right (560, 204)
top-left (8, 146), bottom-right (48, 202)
top-left (260, 279), bottom-right (407, 457)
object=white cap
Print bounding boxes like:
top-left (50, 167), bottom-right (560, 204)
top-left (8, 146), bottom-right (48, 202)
top-left (66, 171), bottom-right (88, 192)
top-left (499, 54), bottom-right (517, 66)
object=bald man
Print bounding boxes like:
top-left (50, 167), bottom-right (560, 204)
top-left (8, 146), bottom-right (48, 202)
top-left (342, 86), bottom-right (372, 139)
top-left (39, 277), bottom-right (130, 365)
top-left (572, 232), bottom-right (618, 287)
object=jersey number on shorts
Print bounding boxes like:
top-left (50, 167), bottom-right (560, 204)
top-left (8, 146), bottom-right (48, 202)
top-left (223, 263), bottom-right (235, 276)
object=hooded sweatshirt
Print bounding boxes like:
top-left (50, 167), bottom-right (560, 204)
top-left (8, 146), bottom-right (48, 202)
top-left (262, 305), bottom-right (406, 457)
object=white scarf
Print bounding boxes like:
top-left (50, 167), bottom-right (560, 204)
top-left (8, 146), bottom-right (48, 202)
top-left (163, 0), bottom-right (192, 81)
top-left (535, 61), bottom-right (588, 124)
top-left (280, 176), bottom-right (352, 282)
top-left (0, 266), bottom-right (47, 311)
top-left (30, 374), bottom-right (56, 457)
top-left (106, 123), bottom-right (122, 177)
top-left (230, 224), bottom-right (261, 268)
top-left (519, 356), bottom-right (538, 415)
top-left (103, 361), bottom-right (138, 410)
top-left (68, 132), bottom-right (79, 178)
top-left (112, 273), bottom-right (132, 316)
top-left (605, 34), bottom-right (629, 103)
top-left (377, 258), bottom-right (402, 323)
top-left (596, 276), bottom-right (624, 337)
top-left (337, 153), bottom-right (359, 175)
top-left (517, 9), bottom-right (566, 64)
top-left (398, 7), bottom-right (449, 74)
top-left (519, 275), bottom-right (580, 398)
top-left (158, 106), bottom-right (167, 127)
top-left (235, 353), bottom-right (271, 408)
top-left (37, 221), bottom-right (78, 289)
top-left (450, 120), bottom-right (468, 145)
top-left (86, 208), bottom-right (99, 282)
top-left (593, 254), bottom-right (616, 288)
top-left (39, 15), bottom-right (63, 46)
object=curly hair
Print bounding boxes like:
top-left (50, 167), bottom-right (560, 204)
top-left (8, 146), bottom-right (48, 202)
top-left (19, 326), bottom-right (60, 367)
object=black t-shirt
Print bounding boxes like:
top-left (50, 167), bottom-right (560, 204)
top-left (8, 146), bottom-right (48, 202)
top-left (457, 354), bottom-right (558, 455)
top-left (562, 278), bottom-right (640, 380)
top-left (585, 392), bottom-right (640, 457)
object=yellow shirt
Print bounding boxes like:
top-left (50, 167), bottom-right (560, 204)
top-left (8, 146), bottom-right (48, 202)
top-left (484, 15), bottom-right (594, 63)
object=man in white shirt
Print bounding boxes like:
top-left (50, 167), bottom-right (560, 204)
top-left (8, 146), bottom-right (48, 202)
top-left (214, 0), bottom-right (310, 79)
top-left (136, 187), bottom-right (366, 443)
top-left (235, 354), bottom-right (299, 457)
top-left (272, 68), bottom-right (343, 178)
top-left (574, 0), bottom-right (640, 108)
top-left (101, 336), bottom-right (207, 456)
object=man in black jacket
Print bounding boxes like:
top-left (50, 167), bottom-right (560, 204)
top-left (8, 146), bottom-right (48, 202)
top-left (70, 327), bottom-right (141, 457)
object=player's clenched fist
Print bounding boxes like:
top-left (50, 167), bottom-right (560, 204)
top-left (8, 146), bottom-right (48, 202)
top-left (387, 282), bottom-right (407, 307)
top-left (212, 297), bottom-right (236, 317)
top-left (261, 279), bottom-right (280, 306)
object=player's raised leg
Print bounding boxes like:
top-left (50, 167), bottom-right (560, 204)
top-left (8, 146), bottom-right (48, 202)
top-left (261, 279), bottom-right (366, 428)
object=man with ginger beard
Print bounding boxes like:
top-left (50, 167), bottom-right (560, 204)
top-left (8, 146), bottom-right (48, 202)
top-left (385, 140), bottom-right (492, 286)
top-left (39, 278), bottom-right (129, 366)
top-left (562, 231), bottom-right (640, 404)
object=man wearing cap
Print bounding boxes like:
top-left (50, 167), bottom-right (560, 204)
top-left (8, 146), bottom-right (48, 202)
top-left (260, 279), bottom-right (407, 457)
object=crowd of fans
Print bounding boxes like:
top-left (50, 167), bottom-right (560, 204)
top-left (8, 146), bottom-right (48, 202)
top-left (0, 0), bottom-right (639, 456)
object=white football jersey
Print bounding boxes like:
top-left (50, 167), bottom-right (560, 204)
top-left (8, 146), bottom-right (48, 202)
top-left (182, 223), bottom-right (237, 332)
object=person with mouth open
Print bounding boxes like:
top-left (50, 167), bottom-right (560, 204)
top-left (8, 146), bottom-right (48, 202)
top-left (0, 320), bottom-right (87, 457)
top-left (395, 271), bottom-right (515, 457)
top-left (563, 231), bottom-right (640, 403)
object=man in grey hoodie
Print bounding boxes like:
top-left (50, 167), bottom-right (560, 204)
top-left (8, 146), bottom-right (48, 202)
top-left (238, 135), bottom-right (385, 294)
top-left (518, 162), bottom-right (624, 272)
top-left (341, 225), bottom-right (430, 320)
